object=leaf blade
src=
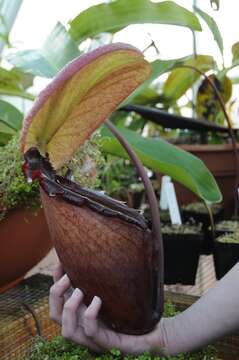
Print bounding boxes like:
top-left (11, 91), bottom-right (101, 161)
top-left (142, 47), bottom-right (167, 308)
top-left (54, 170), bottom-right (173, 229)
top-left (99, 126), bottom-right (222, 204)
top-left (194, 6), bottom-right (223, 56)
top-left (7, 22), bottom-right (80, 78)
top-left (69, 0), bottom-right (202, 42)
top-left (0, 99), bottom-right (23, 130)
top-left (163, 55), bottom-right (216, 102)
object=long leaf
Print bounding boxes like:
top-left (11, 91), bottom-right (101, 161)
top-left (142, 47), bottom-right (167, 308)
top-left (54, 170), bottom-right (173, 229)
top-left (0, 99), bottom-right (23, 130)
top-left (163, 55), bottom-right (216, 102)
top-left (99, 126), bottom-right (222, 204)
top-left (69, 0), bottom-right (202, 43)
top-left (7, 22), bottom-right (80, 78)
top-left (194, 6), bottom-right (223, 56)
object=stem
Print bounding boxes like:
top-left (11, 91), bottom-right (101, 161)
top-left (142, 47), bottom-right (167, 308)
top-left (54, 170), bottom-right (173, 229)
top-left (22, 302), bottom-right (42, 336)
top-left (177, 64), bottom-right (239, 216)
top-left (204, 201), bottom-right (215, 240)
top-left (105, 120), bottom-right (164, 319)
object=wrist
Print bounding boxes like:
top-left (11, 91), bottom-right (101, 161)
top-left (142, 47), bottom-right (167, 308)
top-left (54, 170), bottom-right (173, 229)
top-left (143, 318), bottom-right (173, 357)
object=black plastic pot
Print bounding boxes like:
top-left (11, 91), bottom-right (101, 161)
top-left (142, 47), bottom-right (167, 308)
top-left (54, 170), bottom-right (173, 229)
top-left (213, 240), bottom-right (239, 279)
top-left (182, 204), bottom-right (224, 255)
top-left (162, 230), bottom-right (203, 285)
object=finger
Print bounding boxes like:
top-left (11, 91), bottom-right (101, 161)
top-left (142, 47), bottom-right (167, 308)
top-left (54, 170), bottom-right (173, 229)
top-left (49, 274), bottom-right (71, 324)
top-left (61, 290), bottom-right (103, 352)
top-left (83, 297), bottom-right (148, 354)
top-left (62, 288), bottom-right (84, 338)
top-left (53, 261), bottom-right (64, 282)
top-left (83, 296), bottom-right (102, 337)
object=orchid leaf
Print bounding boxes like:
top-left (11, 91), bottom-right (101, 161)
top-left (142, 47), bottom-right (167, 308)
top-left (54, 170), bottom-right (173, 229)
top-left (99, 126), bottom-right (222, 204)
top-left (194, 6), bottom-right (223, 56)
top-left (69, 0), bottom-right (202, 43)
top-left (7, 22), bottom-right (80, 78)
top-left (21, 43), bottom-right (151, 169)
top-left (163, 55), bottom-right (216, 102)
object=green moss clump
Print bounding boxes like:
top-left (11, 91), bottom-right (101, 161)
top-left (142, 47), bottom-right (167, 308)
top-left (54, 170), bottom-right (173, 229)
top-left (216, 231), bottom-right (239, 244)
top-left (0, 133), bottom-right (40, 220)
top-left (25, 302), bottom-right (217, 360)
top-left (0, 133), bottom-right (104, 221)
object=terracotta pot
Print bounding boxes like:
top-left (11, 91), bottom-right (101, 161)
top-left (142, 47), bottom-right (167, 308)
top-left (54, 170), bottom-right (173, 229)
top-left (174, 144), bottom-right (239, 217)
top-left (0, 207), bottom-right (52, 291)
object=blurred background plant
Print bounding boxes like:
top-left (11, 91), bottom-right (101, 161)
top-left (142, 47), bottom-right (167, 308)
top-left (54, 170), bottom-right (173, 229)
top-left (1, 0), bottom-right (233, 214)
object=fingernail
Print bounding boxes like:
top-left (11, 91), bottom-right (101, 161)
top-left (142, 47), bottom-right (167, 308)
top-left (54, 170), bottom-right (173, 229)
top-left (73, 288), bottom-right (83, 297)
top-left (61, 274), bottom-right (68, 282)
top-left (93, 296), bottom-right (101, 304)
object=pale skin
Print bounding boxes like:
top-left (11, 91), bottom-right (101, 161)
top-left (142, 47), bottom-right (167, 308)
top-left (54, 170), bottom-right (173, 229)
top-left (49, 261), bottom-right (239, 356)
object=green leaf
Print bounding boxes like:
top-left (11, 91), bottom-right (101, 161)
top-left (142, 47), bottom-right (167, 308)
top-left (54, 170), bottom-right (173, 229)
top-left (194, 6), bottom-right (223, 56)
top-left (7, 22), bottom-right (80, 78)
top-left (124, 58), bottom-right (183, 105)
top-left (129, 87), bottom-right (159, 105)
top-left (0, 121), bottom-right (16, 145)
top-left (231, 41), bottom-right (239, 66)
top-left (69, 0), bottom-right (202, 43)
top-left (163, 55), bottom-right (216, 102)
top-left (99, 126), bottom-right (222, 204)
top-left (0, 99), bottom-right (23, 130)
top-left (0, 67), bottom-right (34, 100)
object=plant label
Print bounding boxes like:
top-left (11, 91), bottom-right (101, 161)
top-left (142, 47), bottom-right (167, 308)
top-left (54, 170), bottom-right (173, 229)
top-left (160, 176), bottom-right (182, 225)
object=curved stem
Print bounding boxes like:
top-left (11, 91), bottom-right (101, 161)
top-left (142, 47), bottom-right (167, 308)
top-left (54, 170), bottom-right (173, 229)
top-left (105, 120), bottom-right (164, 319)
top-left (177, 64), bottom-right (239, 216)
top-left (204, 201), bottom-right (215, 241)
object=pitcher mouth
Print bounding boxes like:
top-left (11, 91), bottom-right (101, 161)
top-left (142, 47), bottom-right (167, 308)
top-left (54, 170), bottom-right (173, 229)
top-left (23, 147), bottom-right (148, 230)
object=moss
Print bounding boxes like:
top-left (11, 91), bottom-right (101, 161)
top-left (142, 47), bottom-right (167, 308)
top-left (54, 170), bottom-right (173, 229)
top-left (60, 133), bottom-right (104, 189)
top-left (25, 302), bottom-right (217, 360)
top-left (215, 220), bottom-right (239, 233)
top-left (216, 231), bottom-right (239, 244)
top-left (182, 202), bottom-right (222, 215)
top-left (162, 224), bottom-right (202, 235)
top-left (0, 134), bottom-right (40, 220)
top-left (0, 133), bottom-right (104, 221)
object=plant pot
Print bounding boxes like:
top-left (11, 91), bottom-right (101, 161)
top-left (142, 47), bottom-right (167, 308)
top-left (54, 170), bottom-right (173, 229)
top-left (162, 225), bottom-right (203, 285)
top-left (214, 220), bottom-right (239, 237)
top-left (0, 207), bottom-right (52, 292)
top-left (175, 144), bottom-right (239, 217)
top-left (213, 235), bottom-right (239, 280)
top-left (182, 202), bottom-right (224, 255)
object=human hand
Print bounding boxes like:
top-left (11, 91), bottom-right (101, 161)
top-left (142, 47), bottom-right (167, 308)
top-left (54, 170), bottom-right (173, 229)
top-left (49, 262), bottom-right (169, 355)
